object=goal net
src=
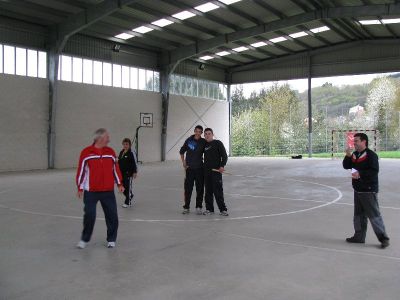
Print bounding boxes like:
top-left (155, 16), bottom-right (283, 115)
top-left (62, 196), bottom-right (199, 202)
top-left (331, 129), bottom-right (378, 158)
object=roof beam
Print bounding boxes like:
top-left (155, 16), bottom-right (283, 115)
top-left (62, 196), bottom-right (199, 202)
top-left (55, 0), bottom-right (141, 51)
top-left (165, 3), bottom-right (400, 65)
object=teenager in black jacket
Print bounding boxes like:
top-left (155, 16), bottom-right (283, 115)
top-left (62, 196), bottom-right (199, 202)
top-left (118, 138), bottom-right (138, 208)
top-left (180, 125), bottom-right (207, 215)
top-left (203, 128), bottom-right (229, 216)
top-left (343, 133), bottom-right (389, 248)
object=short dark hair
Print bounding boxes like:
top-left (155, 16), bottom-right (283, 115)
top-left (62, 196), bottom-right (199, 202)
top-left (354, 133), bottom-right (368, 147)
top-left (194, 125), bottom-right (203, 132)
top-left (204, 128), bottom-right (213, 134)
top-left (122, 138), bottom-right (132, 146)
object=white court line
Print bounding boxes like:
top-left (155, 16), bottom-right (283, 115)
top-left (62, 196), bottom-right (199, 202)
top-left (0, 178), bottom-right (342, 222)
top-left (226, 232), bottom-right (400, 262)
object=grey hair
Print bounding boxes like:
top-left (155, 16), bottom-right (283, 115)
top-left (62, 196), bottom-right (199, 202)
top-left (93, 128), bottom-right (108, 142)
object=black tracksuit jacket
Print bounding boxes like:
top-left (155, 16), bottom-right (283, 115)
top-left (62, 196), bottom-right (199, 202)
top-left (118, 149), bottom-right (138, 178)
top-left (204, 139), bottom-right (228, 170)
top-left (343, 148), bottom-right (379, 193)
top-left (179, 135), bottom-right (206, 169)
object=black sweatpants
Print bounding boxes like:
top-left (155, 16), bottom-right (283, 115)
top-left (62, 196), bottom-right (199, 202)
top-left (81, 191), bottom-right (119, 243)
top-left (204, 170), bottom-right (227, 213)
top-left (183, 168), bottom-right (204, 209)
top-left (122, 176), bottom-right (134, 206)
top-left (353, 191), bottom-right (389, 242)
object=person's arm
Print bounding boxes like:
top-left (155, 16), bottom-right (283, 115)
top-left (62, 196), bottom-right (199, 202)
top-left (179, 139), bottom-right (188, 169)
top-left (112, 150), bottom-right (124, 192)
top-left (76, 149), bottom-right (86, 198)
top-left (131, 150), bottom-right (138, 178)
top-left (342, 148), bottom-right (353, 170)
top-left (358, 151), bottom-right (379, 178)
top-left (218, 141), bottom-right (228, 172)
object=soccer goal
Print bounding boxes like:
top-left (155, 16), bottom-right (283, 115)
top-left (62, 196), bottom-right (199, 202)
top-left (331, 129), bottom-right (378, 158)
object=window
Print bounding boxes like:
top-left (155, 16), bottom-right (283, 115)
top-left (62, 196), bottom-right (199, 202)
top-left (93, 61), bottom-right (102, 85)
top-left (4, 45), bottom-right (15, 74)
top-left (82, 59), bottom-right (93, 84)
top-left (103, 63), bottom-right (112, 86)
top-left (0, 45), bottom-right (3, 73)
top-left (145, 70), bottom-right (154, 91)
top-left (138, 68), bottom-right (146, 90)
top-left (27, 50), bottom-right (38, 77)
top-left (72, 57), bottom-right (82, 83)
top-left (16, 48), bottom-right (27, 76)
top-left (154, 71), bottom-right (160, 92)
top-left (60, 55), bottom-right (71, 81)
top-left (122, 66), bottom-right (130, 88)
top-left (38, 51), bottom-right (46, 78)
top-left (130, 67), bottom-right (138, 89)
top-left (113, 64), bottom-right (122, 87)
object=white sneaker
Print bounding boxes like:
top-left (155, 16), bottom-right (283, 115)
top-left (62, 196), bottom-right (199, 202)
top-left (196, 208), bottom-right (203, 215)
top-left (182, 209), bottom-right (190, 214)
top-left (219, 211), bottom-right (229, 216)
top-left (122, 204), bottom-right (128, 208)
top-left (76, 240), bottom-right (87, 249)
top-left (203, 210), bottom-right (214, 215)
top-left (107, 242), bottom-right (116, 248)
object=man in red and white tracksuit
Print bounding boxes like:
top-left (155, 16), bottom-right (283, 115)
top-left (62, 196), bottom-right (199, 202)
top-left (75, 128), bottom-right (124, 249)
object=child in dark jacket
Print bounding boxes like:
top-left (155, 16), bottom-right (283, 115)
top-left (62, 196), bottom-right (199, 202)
top-left (118, 138), bottom-right (138, 208)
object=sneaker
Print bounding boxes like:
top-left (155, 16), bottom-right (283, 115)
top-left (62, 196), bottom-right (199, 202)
top-left (182, 209), bottom-right (190, 214)
top-left (107, 242), bottom-right (116, 248)
top-left (380, 238), bottom-right (390, 249)
top-left (219, 211), bottom-right (229, 216)
top-left (203, 210), bottom-right (214, 215)
top-left (346, 236), bottom-right (365, 244)
top-left (76, 240), bottom-right (87, 249)
top-left (122, 204), bottom-right (129, 208)
top-left (196, 208), bottom-right (203, 215)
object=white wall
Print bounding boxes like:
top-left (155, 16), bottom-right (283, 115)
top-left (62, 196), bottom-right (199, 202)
top-left (55, 82), bottom-right (162, 168)
top-left (166, 94), bottom-right (229, 161)
top-left (0, 74), bottom-right (49, 172)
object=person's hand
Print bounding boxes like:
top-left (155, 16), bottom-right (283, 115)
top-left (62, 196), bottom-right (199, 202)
top-left (77, 190), bottom-right (83, 199)
top-left (352, 171), bottom-right (360, 180)
top-left (345, 148), bottom-right (353, 157)
top-left (133, 173), bottom-right (138, 179)
top-left (218, 167), bottom-right (225, 173)
top-left (118, 185), bottom-right (125, 193)
top-left (183, 161), bottom-right (188, 169)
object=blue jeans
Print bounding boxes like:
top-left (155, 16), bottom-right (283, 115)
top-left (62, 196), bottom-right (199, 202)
top-left (81, 191), bottom-right (119, 243)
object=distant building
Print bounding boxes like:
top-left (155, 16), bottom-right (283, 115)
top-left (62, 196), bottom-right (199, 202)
top-left (349, 104), bottom-right (364, 118)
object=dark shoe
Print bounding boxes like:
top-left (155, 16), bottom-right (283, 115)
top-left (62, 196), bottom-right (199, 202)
top-left (346, 236), bottom-right (365, 244)
top-left (380, 238), bottom-right (390, 249)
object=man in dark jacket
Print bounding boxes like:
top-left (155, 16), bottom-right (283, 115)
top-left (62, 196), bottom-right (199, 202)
top-left (118, 138), bottom-right (138, 208)
top-left (203, 128), bottom-right (229, 216)
top-left (343, 133), bottom-right (390, 248)
top-left (180, 125), bottom-right (206, 215)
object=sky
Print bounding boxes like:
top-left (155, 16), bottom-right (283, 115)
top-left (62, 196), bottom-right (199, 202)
top-left (233, 72), bottom-right (400, 98)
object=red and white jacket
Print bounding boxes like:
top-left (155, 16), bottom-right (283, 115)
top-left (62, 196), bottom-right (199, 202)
top-left (76, 145), bottom-right (123, 192)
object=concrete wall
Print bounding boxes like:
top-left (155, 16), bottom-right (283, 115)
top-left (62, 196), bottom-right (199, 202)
top-left (166, 94), bottom-right (230, 161)
top-left (55, 82), bottom-right (162, 168)
top-left (0, 74), bottom-right (49, 171)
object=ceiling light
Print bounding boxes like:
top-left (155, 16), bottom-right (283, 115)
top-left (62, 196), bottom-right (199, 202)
top-left (172, 10), bottom-right (196, 20)
top-left (310, 26), bottom-right (330, 33)
top-left (216, 51), bottom-right (231, 56)
top-left (358, 20), bottom-right (381, 25)
top-left (381, 18), bottom-right (400, 24)
top-left (250, 41), bottom-right (267, 47)
top-left (195, 2), bottom-right (219, 13)
top-left (219, 0), bottom-right (242, 4)
top-left (151, 18), bottom-right (174, 27)
top-left (114, 33), bottom-right (134, 40)
top-left (232, 46), bottom-right (248, 52)
top-left (289, 31), bottom-right (308, 38)
top-left (132, 26), bottom-right (153, 34)
top-left (200, 55), bottom-right (214, 60)
top-left (269, 36), bottom-right (287, 43)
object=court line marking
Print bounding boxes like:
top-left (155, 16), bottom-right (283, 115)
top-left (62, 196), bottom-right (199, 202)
top-left (0, 177), bottom-right (342, 222)
top-left (225, 232), bottom-right (400, 262)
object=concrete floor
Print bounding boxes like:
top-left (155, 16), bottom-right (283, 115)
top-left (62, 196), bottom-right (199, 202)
top-left (0, 157), bottom-right (399, 300)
